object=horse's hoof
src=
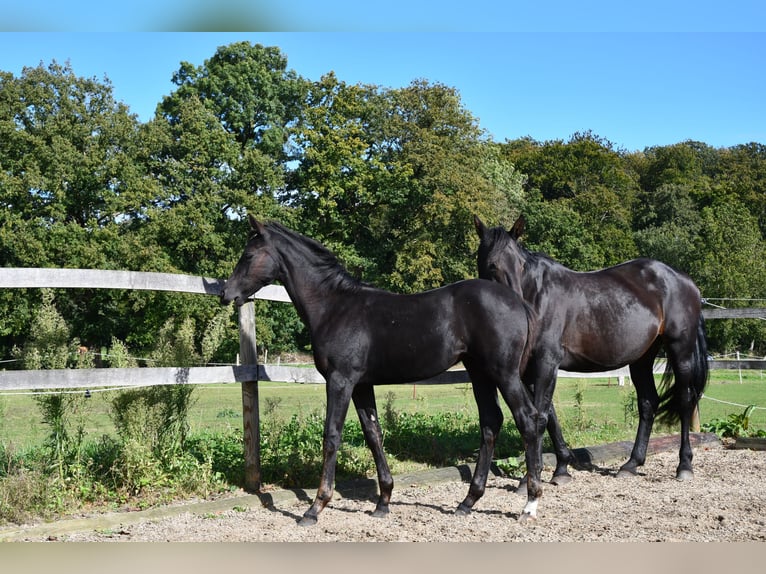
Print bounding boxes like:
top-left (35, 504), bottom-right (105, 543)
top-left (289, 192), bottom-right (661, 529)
top-left (616, 468), bottom-right (637, 479)
top-left (454, 506), bottom-right (471, 516)
top-left (298, 515), bottom-right (318, 527)
top-left (676, 469), bottom-right (694, 481)
top-left (550, 473), bottom-right (573, 487)
top-left (372, 507), bottom-right (390, 518)
top-left (518, 512), bottom-right (537, 525)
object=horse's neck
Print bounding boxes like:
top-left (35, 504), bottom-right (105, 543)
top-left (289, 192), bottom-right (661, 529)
top-left (522, 256), bottom-right (565, 306)
top-left (274, 241), bottom-right (345, 331)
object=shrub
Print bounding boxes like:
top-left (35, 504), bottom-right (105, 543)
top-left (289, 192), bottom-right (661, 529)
top-left (702, 405), bottom-right (766, 438)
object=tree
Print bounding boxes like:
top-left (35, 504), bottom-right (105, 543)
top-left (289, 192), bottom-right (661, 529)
top-left (0, 61), bottom-right (158, 356)
top-left (633, 183), bottom-right (703, 273)
top-left (501, 132), bottom-right (639, 269)
top-left (158, 41), bottom-right (306, 172)
top-left (293, 76), bottom-right (523, 292)
top-left (639, 141), bottom-right (718, 197)
top-left (691, 198), bottom-right (766, 353)
top-left (715, 143), bottom-right (766, 235)
top-left (0, 61), bottom-right (146, 229)
top-left (140, 42), bottom-right (310, 356)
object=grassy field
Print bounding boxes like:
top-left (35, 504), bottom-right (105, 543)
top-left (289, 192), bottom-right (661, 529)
top-left (0, 367), bottom-right (763, 523)
top-left (1, 368), bottom-right (764, 450)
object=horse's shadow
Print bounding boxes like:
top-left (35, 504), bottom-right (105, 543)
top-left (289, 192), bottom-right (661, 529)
top-left (255, 465), bottom-right (524, 523)
top-left (252, 458), bottom-right (646, 524)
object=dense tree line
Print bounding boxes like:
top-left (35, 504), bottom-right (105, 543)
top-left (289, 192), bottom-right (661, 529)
top-left (2, 41), bottom-right (765, 363)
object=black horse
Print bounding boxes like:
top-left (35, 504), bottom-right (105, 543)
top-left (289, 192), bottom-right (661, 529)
top-left (221, 216), bottom-right (546, 525)
top-left (474, 215), bottom-right (709, 483)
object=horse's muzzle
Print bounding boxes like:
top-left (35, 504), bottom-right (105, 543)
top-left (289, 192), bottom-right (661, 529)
top-left (219, 288), bottom-right (236, 307)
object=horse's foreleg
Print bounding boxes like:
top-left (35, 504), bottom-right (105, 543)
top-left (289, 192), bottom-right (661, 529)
top-left (516, 416), bottom-right (571, 496)
top-left (522, 357), bottom-right (573, 487)
top-left (456, 380), bottom-right (503, 515)
top-left (352, 385), bottom-right (393, 517)
top-left (299, 378), bottom-right (354, 527)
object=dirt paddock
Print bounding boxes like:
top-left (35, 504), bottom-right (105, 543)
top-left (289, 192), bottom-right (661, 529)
top-left (4, 437), bottom-right (764, 543)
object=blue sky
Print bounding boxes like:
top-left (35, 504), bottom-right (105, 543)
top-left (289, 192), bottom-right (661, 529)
top-left (1, 30), bottom-right (764, 152)
top-left (4, 1), bottom-right (766, 33)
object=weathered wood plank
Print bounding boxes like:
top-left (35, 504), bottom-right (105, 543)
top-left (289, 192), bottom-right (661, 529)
top-left (258, 364), bottom-right (326, 384)
top-left (568, 432), bottom-right (721, 469)
top-left (0, 267), bottom-right (291, 302)
top-left (703, 307), bottom-right (766, 320)
top-left (708, 359), bottom-right (766, 370)
top-left (733, 437), bottom-right (766, 451)
top-left (2, 358), bottom-right (762, 393)
top-left (0, 365), bottom-right (259, 391)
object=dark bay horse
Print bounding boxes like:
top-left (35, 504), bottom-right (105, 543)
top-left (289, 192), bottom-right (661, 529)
top-left (474, 215), bottom-right (709, 483)
top-left (221, 216), bottom-right (546, 525)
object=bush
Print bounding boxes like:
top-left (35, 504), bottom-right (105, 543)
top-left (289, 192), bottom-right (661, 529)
top-left (702, 405), bottom-right (766, 438)
top-left (187, 430), bottom-right (245, 487)
top-left (0, 396), bottom-right (528, 525)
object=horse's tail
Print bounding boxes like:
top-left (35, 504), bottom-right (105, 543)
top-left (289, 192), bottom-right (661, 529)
top-left (657, 313), bottom-right (710, 425)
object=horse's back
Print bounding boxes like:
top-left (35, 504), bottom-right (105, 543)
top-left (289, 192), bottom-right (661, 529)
top-left (543, 258), bottom-right (702, 369)
top-left (333, 280), bottom-right (528, 384)
top-left (558, 258), bottom-right (700, 310)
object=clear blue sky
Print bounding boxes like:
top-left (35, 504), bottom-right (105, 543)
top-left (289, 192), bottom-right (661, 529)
top-left (1, 30), bottom-right (764, 152)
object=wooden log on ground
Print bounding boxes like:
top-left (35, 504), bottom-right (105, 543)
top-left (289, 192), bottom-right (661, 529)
top-left (568, 432), bottom-right (721, 469)
top-left (733, 437), bottom-right (766, 451)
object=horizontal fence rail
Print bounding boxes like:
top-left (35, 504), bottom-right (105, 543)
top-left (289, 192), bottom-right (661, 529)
top-left (702, 307), bottom-right (766, 320)
top-left (3, 360), bottom-right (760, 393)
top-left (0, 365), bottom-right (480, 392)
top-left (0, 267), bottom-right (292, 302)
top-left (2, 269), bottom-right (765, 393)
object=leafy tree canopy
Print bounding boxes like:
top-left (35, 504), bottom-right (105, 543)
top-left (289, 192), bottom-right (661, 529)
top-left (1, 43), bottom-right (765, 359)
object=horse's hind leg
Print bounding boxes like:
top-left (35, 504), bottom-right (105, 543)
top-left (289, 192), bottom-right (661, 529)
top-left (518, 359), bottom-right (573, 495)
top-left (546, 405), bottom-right (575, 484)
top-left (665, 335), bottom-right (706, 481)
top-left (352, 384), bottom-right (393, 517)
top-left (497, 376), bottom-right (547, 523)
top-left (619, 349), bottom-right (660, 478)
top-left (455, 375), bottom-right (503, 515)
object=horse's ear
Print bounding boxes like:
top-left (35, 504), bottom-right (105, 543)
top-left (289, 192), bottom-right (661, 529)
top-left (509, 215), bottom-right (526, 240)
top-left (473, 214), bottom-right (487, 239)
top-left (248, 214), bottom-right (265, 235)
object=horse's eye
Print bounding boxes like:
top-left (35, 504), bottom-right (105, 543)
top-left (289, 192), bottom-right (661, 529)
top-left (488, 262), bottom-right (498, 272)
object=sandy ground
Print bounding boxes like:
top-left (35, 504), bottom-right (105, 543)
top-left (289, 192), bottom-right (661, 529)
top-left (10, 443), bottom-right (764, 542)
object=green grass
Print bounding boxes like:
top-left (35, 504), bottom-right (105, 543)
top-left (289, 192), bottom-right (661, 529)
top-left (1, 368), bottom-right (763, 524)
top-left (2, 369), bottom-right (764, 451)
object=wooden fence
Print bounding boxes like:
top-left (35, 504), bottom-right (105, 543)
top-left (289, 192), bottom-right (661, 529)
top-left (0, 268), bottom-right (487, 491)
top-left (1, 267), bottom-right (764, 490)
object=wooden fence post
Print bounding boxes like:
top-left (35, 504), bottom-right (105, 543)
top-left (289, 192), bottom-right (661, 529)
top-left (691, 405), bottom-right (701, 433)
top-left (238, 301), bottom-right (260, 492)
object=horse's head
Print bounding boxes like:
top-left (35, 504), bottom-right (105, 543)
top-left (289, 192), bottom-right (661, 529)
top-left (474, 214), bottom-right (527, 297)
top-left (220, 215), bottom-right (281, 307)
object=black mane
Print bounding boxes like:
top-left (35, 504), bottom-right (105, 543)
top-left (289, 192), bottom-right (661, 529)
top-left (482, 225), bottom-right (555, 268)
top-left (265, 221), bottom-right (368, 293)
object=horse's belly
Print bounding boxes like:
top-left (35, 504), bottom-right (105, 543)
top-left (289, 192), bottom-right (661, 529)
top-left (561, 322), bottom-right (659, 371)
